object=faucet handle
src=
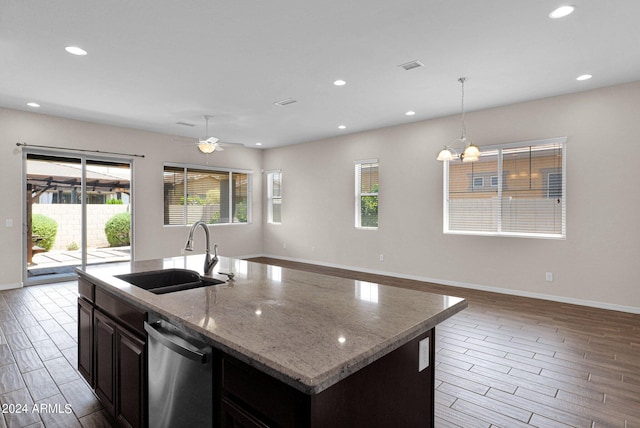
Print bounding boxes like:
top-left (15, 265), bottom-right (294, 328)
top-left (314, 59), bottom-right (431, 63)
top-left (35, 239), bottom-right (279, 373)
top-left (218, 272), bottom-right (235, 281)
top-left (213, 243), bottom-right (218, 258)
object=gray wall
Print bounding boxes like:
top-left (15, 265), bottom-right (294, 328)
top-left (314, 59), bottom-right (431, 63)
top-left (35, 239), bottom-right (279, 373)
top-left (1, 80), bottom-right (639, 312)
top-left (262, 81), bottom-right (640, 312)
top-left (0, 108), bottom-right (264, 289)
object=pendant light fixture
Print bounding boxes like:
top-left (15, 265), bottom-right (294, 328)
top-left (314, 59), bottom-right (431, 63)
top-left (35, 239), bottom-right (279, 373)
top-left (436, 77), bottom-right (480, 162)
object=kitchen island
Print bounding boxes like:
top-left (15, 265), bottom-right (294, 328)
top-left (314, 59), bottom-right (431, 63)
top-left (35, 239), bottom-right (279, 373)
top-left (76, 255), bottom-right (467, 427)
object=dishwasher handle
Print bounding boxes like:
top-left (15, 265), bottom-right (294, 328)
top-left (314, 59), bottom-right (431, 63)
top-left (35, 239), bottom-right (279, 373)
top-left (144, 321), bottom-right (208, 364)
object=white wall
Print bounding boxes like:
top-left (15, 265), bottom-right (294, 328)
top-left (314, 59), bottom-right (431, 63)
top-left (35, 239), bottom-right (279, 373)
top-left (2, 81), bottom-right (639, 312)
top-left (0, 109), bottom-right (264, 288)
top-left (262, 81), bottom-right (640, 312)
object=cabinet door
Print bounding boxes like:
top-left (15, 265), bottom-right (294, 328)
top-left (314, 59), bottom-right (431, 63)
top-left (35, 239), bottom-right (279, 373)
top-left (116, 329), bottom-right (145, 428)
top-left (94, 310), bottom-right (116, 416)
top-left (222, 398), bottom-right (270, 428)
top-left (78, 298), bottom-right (93, 385)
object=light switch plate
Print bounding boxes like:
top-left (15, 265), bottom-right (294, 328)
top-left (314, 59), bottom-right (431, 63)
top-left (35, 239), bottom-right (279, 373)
top-left (418, 337), bottom-right (429, 372)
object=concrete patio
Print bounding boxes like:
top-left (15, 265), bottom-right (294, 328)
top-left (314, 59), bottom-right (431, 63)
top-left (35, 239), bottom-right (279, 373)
top-left (28, 247), bottom-right (130, 278)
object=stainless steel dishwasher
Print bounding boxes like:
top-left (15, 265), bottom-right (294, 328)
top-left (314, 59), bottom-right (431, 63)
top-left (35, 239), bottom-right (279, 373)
top-left (145, 314), bottom-right (213, 428)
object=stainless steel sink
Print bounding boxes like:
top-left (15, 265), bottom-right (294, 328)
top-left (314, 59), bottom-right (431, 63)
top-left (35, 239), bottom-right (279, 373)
top-left (115, 269), bottom-right (225, 294)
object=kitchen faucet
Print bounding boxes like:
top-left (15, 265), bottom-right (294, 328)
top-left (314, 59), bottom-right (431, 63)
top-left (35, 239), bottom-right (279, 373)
top-left (184, 221), bottom-right (218, 275)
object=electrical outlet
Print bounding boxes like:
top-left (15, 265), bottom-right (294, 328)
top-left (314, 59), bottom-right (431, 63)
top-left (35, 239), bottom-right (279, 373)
top-left (379, 254), bottom-right (384, 262)
top-left (546, 272), bottom-right (553, 282)
top-left (283, 242), bottom-right (287, 249)
top-left (5, 219), bottom-right (12, 228)
top-left (418, 337), bottom-right (430, 372)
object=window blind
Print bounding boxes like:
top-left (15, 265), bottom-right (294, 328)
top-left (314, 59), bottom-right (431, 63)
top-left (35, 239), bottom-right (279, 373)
top-left (267, 171), bottom-right (282, 224)
top-left (355, 159), bottom-right (379, 229)
top-left (444, 137), bottom-right (565, 238)
top-left (163, 164), bottom-right (251, 226)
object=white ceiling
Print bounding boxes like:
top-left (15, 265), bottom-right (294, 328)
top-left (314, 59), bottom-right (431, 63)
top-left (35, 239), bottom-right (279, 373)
top-left (1, 0), bottom-right (639, 148)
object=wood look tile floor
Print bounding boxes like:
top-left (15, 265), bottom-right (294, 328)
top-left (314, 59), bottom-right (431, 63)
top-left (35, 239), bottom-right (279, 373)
top-left (248, 257), bottom-right (640, 428)
top-left (0, 281), bottom-right (112, 428)
top-left (1, 261), bottom-right (638, 427)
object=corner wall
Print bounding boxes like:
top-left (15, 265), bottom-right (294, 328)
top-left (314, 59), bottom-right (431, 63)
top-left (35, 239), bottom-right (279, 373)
top-left (262, 81), bottom-right (640, 312)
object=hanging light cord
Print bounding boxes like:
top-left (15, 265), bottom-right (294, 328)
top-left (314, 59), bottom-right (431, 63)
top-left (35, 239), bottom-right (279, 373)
top-left (16, 142), bottom-right (145, 158)
top-left (459, 77), bottom-right (467, 140)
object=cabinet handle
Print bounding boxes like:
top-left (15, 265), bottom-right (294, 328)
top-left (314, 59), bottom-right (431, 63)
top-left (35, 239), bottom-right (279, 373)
top-left (144, 321), bottom-right (208, 363)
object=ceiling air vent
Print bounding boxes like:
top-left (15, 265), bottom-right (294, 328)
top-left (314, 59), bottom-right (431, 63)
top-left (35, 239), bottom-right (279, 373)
top-left (398, 60), bottom-right (424, 71)
top-left (274, 98), bottom-right (297, 107)
top-left (176, 121), bottom-right (196, 127)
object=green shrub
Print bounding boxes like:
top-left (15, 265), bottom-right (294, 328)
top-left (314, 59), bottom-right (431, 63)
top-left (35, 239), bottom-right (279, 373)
top-left (235, 202), bottom-right (248, 223)
top-left (32, 214), bottom-right (58, 251)
top-left (107, 198), bottom-right (123, 205)
top-left (67, 242), bottom-right (79, 251)
top-left (208, 212), bottom-right (221, 224)
top-left (105, 212), bottom-right (131, 247)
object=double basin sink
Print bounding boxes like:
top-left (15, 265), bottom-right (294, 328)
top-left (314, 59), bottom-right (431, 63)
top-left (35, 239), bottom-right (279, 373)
top-left (116, 269), bottom-right (225, 294)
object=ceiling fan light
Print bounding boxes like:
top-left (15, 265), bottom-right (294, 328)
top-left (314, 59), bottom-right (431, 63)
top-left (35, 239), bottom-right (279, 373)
top-left (197, 141), bottom-right (216, 154)
top-left (437, 148), bottom-right (454, 161)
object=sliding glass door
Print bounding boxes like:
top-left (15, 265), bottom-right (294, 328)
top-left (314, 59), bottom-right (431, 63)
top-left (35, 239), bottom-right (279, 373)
top-left (24, 152), bottom-right (132, 284)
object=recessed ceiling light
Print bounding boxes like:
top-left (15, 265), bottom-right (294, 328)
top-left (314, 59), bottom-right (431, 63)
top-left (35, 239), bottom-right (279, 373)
top-left (576, 74), bottom-right (592, 81)
top-left (333, 80), bottom-right (346, 86)
top-left (255, 142), bottom-right (263, 146)
top-left (27, 102), bottom-right (40, 108)
top-left (549, 5), bottom-right (575, 19)
top-left (65, 46), bottom-right (88, 56)
top-left (338, 125), bottom-right (346, 130)
top-left (405, 111), bottom-right (416, 116)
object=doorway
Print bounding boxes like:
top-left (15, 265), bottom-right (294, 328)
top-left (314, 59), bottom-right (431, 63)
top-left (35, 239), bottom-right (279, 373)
top-left (24, 152), bottom-right (132, 284)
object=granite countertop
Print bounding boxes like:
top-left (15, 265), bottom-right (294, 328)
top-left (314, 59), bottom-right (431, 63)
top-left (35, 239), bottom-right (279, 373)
top-left (77, 255), bottom-right (467, 394)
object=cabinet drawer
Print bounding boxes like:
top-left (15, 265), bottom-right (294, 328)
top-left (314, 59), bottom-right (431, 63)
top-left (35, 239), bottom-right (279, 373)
top-left (78, 277), bottom-right (95, 303)
top-left (222, 356), bottom-right (304, 427)
top-left (95, 288), bottom-right (145, 337)
top-left (222, 397), bottom-right (270, 428)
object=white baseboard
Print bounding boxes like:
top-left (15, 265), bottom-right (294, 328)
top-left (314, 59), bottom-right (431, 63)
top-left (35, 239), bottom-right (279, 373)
top-left (0, 282), bottom-right (23, 291)
top-left (243, 254), bottom-right (640, 315)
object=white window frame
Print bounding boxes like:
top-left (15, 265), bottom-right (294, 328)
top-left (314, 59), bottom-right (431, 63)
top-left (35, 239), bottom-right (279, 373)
top-left (267, 170), bottom-right (282, 224)
top-left (443, 137), bottom-right (566, 239)
top-left (355, 159), bottom-right (379, 230)
top-left (163, 162), bottom-right (252, 226)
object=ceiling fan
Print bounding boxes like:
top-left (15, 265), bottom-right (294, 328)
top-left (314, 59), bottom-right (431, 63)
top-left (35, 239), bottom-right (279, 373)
top-left (197, 115), bottom-right (224, 153)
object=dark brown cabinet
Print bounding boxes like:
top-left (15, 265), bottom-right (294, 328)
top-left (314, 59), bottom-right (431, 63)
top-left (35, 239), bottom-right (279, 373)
top-left (77, 276), bottom-right (146, 428)
top-left (94, 309), bottom-right (116, 415)
top-left (218, 329), bottom-right (435, 428)
top-left (221, 398), bottom-right (270, 428)
top-left (77, 295), bottom-right (93, 384)
top-left (117, 328), bottom-right (145, 428)
top-left (79, 272), bottom-right (436, 428)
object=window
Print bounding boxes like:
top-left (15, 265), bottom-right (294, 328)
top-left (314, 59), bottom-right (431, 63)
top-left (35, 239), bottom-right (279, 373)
top-left (444, 137), bottom-right (565, 238)
top-left (547, 172), bottom-right (562, 199)
top-left (267, 170), bottom-right (282, 224)
top-left (163, 164), bottom-right (251, 226)
top-left (355, 159), bottom-right (379, 229)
